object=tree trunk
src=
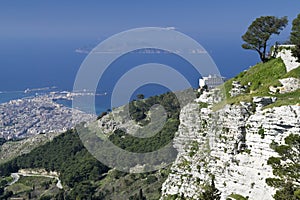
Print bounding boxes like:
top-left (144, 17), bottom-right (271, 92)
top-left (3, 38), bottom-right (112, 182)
top-left (262, 42), bottom-right (267, 62)
top-left (258, 51), bottom-right (265, 63)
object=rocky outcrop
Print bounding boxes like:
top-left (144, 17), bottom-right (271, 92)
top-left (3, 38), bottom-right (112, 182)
top-left (230, 81), bottom-right (248, 97)
top-left (161, 96), bottom-right (300, 200)
top-left (252, 97), bottom-right (277, 111)
top-left (97, 106), bottom-right (141, 136)
top-left (270, 78), bottom-right (300, 94)
top-left (276, 45), bottom-right (300, 72)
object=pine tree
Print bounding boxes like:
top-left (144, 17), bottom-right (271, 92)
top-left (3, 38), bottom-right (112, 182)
top-left (290, 14), bottom-right (300, 62)
top-left (242, 16), bottom-right (288, 62)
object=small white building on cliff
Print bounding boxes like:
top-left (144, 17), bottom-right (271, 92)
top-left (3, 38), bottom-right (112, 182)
top-left (199, 74), bottom-right (225, 89)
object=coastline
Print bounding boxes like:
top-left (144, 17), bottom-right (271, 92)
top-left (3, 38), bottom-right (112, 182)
top-left (0, 90), bottom-right (103, 140)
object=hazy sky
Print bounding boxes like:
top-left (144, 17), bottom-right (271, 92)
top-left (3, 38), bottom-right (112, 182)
top-left (1, 1), bottom-right (299, 41)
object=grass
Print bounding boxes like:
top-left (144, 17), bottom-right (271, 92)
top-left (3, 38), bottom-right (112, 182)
top-left (213, 58), bottom-right (300, 110)
top-left (230, 58), bottom-right (286, 95)
top-left (17, 176), bottom-right (53, 186)
top-left (283, 65), bottom-right (300, 78)
top-left (264, 89), bottom-right (300, 109)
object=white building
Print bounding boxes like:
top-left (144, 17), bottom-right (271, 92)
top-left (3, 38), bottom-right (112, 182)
top-left (199, 74), bottom-right (225, 89)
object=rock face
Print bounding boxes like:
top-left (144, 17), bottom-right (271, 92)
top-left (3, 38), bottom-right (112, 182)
top-left (276, 45), bottom-right (300, 72)
top-left (230, 81), bottom-right (247, 97)
top-left (269, 78), bottom-right (300, 94)
top-left (252, 97), bottom-right (277, 111)
top-left (279, 78), bottom-right (300, 93)
top-left (161, 96), bottom-right (300, 199)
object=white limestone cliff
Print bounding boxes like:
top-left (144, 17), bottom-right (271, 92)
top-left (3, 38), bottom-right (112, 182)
top-left (161, 96), bottom-right (300, 200)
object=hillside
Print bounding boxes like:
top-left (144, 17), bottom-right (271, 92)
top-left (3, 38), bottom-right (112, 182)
top-left (161, 58), bottom-right (300, 199)
top-left (220, 58), bottom-right (299, 109)
top-left (0, 132), bottom-right (61, 165)
top-left (0, 92), bottom-right (185, 199)
top-left (0, 129), bottom-right (172, 199)
top-left (0, 57), bottom-right (299, 199)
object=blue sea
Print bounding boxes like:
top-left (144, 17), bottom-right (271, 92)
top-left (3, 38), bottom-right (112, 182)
top-left (0, 37), bottom-right (259, 115)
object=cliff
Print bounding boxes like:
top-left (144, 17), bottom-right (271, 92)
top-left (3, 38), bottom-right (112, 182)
top-left (161, 54), bottom-right (300, 200)
top-left (161, 99), bottom-right (299, 199)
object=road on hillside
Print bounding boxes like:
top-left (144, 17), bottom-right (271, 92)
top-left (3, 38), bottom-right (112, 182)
top-left (8, 172), bottom-right (63, 189)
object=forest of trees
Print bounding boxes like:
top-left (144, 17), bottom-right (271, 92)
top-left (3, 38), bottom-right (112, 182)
top-left (0, 129), bottom-right (110, 199)
top-left (110, 91), bottom-right (182, 153)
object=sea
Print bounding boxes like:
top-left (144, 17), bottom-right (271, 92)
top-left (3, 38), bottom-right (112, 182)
top-left (0, 37), bottom-right (259, 115)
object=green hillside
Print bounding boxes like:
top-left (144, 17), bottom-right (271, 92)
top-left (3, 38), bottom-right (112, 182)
top-left (216, 58), bottom-right (300, 109)
top-left (0, 128), bottom-right (171, 199)
top-left (0, 91), bottom-right (183, 200)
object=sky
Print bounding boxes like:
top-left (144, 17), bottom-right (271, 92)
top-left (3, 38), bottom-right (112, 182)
top-left (1, 1), bottom-right (299, 39)
top-left (0, 1), bottom-right (300, 91)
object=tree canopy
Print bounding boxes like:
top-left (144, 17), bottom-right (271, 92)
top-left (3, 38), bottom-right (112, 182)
top-left (266, 134), bottom-right (300, 200)
top-left (242, 16), bottom-right (288, 63)
top-left (198, 175), bottom-right (221, 200)
top-left (291, 14), bottom-right (300, 62)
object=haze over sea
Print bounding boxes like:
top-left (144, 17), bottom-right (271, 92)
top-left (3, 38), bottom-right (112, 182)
top-left (0, 37), bottom-right (259, 114)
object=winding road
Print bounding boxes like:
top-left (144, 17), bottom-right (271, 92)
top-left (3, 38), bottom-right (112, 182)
top-left (8, 172), bottom-right (63, 189)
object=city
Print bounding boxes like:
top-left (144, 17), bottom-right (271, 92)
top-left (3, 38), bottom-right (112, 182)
top-left (0, 92), bottom-right (95, 140)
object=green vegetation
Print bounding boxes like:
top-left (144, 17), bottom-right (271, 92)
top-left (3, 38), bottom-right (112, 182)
top-left (283, 65), bottom-right (300, 79)
top-left (0, 130), bottom-right (109, 186)
top-left (189, 141), bottom-right (199, 157)
top-left (242, 16), bottom-right (288, 62)
top-left (129, 91), bottom-right (181, 124)
top-left (109, 91), bottom-right (184, 154)
top-left (162, 176), bottom-right (222, 200)
top-left (163, 195), bottom-right (195, 200)
top-left (243, 149), bottom-right (251, 155)
top-left (226, 193), bottom-right (248, 200)
top-left (229, 58), bottom-right (285, 95)
top-left (258, 128), bottom-right (265, 139)
top-left (0, 128), bottom-right (173, 199)
top-left (0, 130), bottom-right (110, 199)
top-left (266, 134), bottom-right (300, 200)
top-left (109, 118), bottom-right (179, 153)
top-left (4, 176), bottom-right (59, 199)
top-left (264, 89), bottom-right (300, 109)
top-left (0, 90), bottom-right (186, 199)
top-left (198, 176), bottom-right (221, 200)
top-left (291, 14), bottom-right (300, 62)
top-left (95, 169), bottom-right (168, 200)
top-left (213, 57), bottom-right (300, 111)
top-left (199, 102), bottom-right (208, 109)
